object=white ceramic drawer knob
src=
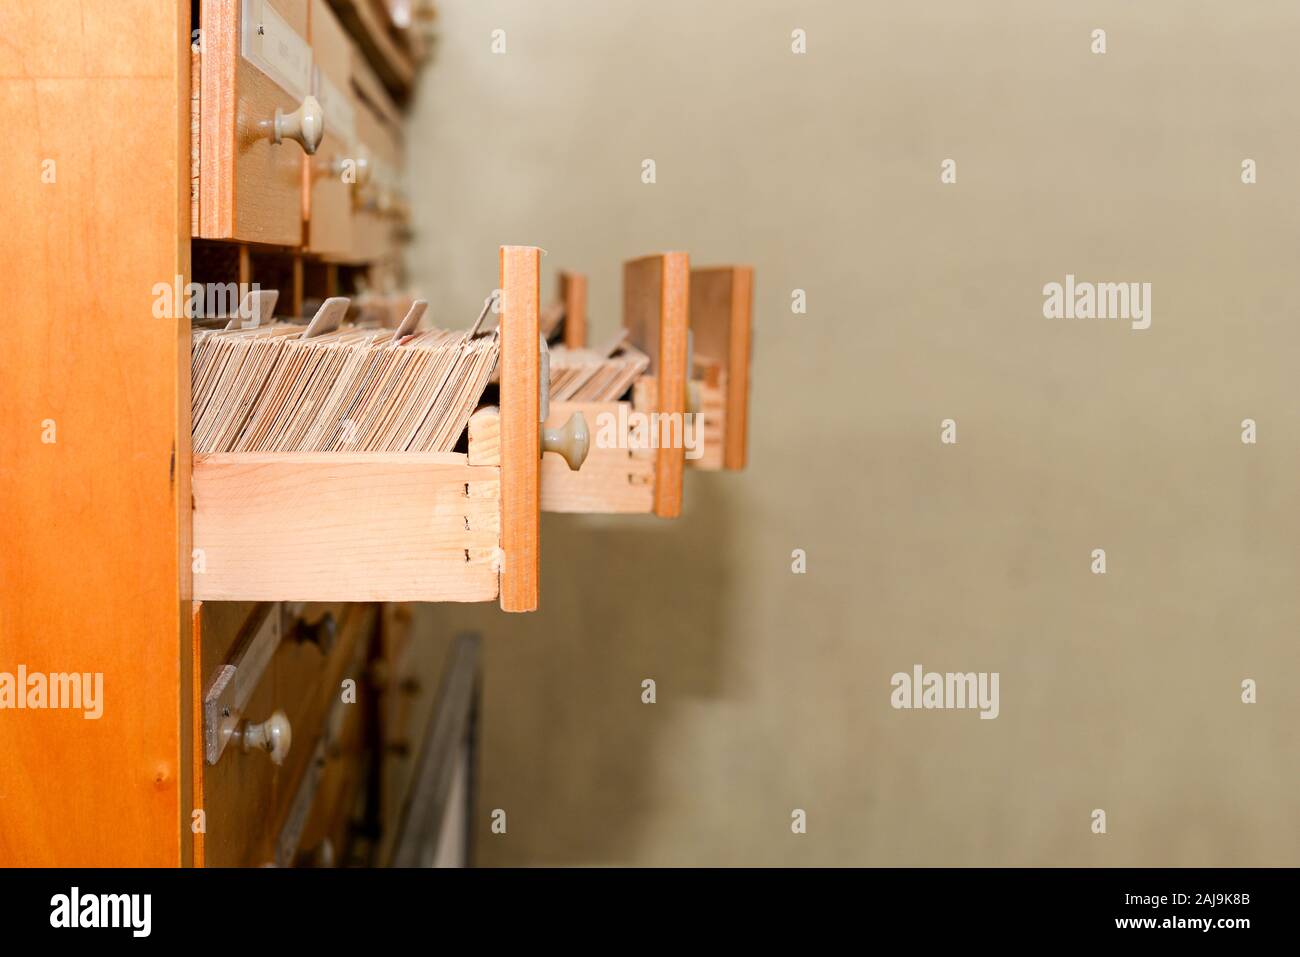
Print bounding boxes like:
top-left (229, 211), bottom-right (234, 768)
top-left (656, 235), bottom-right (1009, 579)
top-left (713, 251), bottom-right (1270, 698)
top-left (273, 95), bottom-right (324, 155)
top-left (242, 709), bottom-right (292, 765)
top-left (542, 411), bottom-right (590, 471)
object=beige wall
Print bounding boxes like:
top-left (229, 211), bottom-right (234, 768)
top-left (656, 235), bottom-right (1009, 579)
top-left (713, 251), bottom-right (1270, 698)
top-left (405, 0), bottom-right (1300, 865)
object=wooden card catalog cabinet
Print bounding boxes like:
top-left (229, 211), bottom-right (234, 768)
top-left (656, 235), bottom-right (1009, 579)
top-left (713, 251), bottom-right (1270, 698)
top-left (5, 0), bottom-right (763, 869)
top-left (200, 0), bottom-right (320, 245)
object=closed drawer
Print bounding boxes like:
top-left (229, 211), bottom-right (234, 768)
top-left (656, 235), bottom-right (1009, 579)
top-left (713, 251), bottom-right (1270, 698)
top-left (199, 0), bottom-right (315, 245)
top-left (327, 0), bottom-right (417, 102)
top-left (386, 634), bottom-right (481, 867)
top-left (349, 98), bottom-right (400, 262)
top-left (377, 608), bottom-right (441, 864)
top-left (349, 48), bottom-right (404, 263)
top-left (289, 613), bottom-right (372, 866)
top-left (304, 0), bottom-right (355, 258)
top-left (196, 601), bottom-right (372, 867)
top-left (381, 603), bottom-right (416, 675)
top-left (380, 607), bottom-right (426, 759)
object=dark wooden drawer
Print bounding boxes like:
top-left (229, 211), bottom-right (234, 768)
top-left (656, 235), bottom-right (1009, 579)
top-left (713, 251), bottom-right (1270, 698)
top-left (194, 600), bottom-right (373, 866)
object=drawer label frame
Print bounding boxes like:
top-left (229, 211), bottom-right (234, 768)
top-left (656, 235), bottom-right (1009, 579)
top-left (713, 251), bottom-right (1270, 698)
top-left (202, 604), bottom-right (283, 765)
top-left (241, 0), bottom-right (312, 102)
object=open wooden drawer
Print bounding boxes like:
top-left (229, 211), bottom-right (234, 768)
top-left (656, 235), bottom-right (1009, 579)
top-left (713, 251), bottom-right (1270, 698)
top-left (531, 253), bottom-right (691, 518)
top-left (533, 254), bottom-right (754, 516)
top-left (192, 246), bottom-right (544, 612)
top-left (633, 265), bottom-right (754, 471)
top-left (684, 265), bottom-right (753, 471)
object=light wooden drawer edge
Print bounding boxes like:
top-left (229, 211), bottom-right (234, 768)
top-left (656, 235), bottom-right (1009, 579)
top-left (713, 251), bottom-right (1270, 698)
top-left (193, 452), bottom-right (501, 603)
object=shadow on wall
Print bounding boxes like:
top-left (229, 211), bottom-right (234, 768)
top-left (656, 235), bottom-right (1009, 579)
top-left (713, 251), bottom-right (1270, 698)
top-left (416, 478), bottom-right (736, 865)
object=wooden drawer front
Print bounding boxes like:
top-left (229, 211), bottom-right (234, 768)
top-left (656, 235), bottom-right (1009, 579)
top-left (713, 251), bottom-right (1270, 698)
top-left (378, 619), bottom-right (442, 864)
top-left (200, 0), bottom-right (313, 246)
top-left (688, 265), bottom-right (753, 471)
top-left (329, 0), bottom-right (417, 101)
top-left (291, 614), bottom-right (372, 866)
top-left (192, 452), bottom-right (502, 603)
top-left (350, 97), bottom-right (400, 262)
top-left (382, 612), bottom-right (429, 758)
top-left (196, 600), bottom-right (265, 674)
top-left (198, 602), bottom-right (372, 867)
top-left (386, 634), bottom-right (480, 867)
top-left (530, 262), bottom-right (693, 515)
top-left (633, 373), bottom-right (721, 469)
top-left (304, 0), bottom-right (354, 258)
top-left (624, 254), bottom-right (690, 517)
top-left (381, 603), bottom-right (416, 674)
top-left (541, 400), bottom-right (653, 513)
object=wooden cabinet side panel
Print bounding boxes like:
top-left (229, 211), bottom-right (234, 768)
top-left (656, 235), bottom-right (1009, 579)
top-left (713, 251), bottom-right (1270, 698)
top-left (0, 1), bottom-right (191, 867)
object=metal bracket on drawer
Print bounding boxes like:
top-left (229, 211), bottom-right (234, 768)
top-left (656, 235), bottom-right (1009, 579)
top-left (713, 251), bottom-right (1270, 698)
top-left (202, 604), bottom-right (283, 765)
